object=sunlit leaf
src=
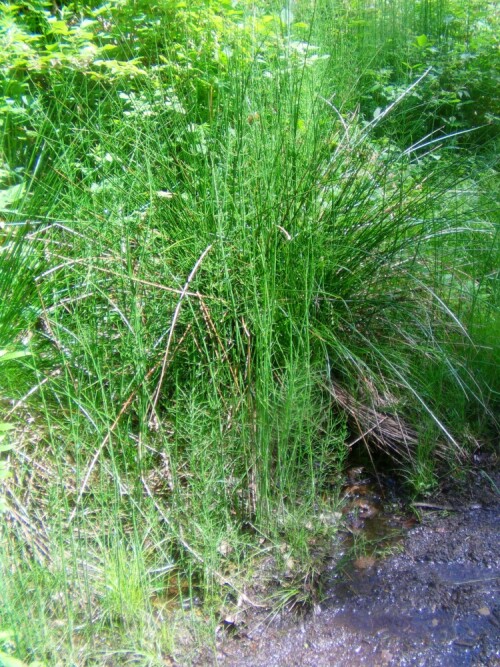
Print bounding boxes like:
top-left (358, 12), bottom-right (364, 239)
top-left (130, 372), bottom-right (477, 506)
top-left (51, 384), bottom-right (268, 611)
top-left (0, 184), bottom-right (25, 210)
top-left (0, 350), bottom-right (30, 362)
top-left (47, 20), bottom-right (70, 36)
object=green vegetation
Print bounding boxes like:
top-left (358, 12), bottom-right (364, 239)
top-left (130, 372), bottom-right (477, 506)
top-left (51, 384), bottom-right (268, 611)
top-left (0, 0), bottom-right (498, 664)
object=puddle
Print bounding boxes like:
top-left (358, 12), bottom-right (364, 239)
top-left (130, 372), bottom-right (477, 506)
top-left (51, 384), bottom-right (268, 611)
top-left (328, 468), bottom-right (414, 577)
top-left (217, 465), bottom-right (500, 667)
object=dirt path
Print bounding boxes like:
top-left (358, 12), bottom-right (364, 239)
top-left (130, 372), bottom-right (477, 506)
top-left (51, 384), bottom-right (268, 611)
top-left (216, 467), bottom-right (499, 666)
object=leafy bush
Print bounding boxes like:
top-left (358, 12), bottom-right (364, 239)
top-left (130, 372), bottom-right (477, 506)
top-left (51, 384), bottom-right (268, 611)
top-left (315, 0), bottom-right (499, 147)
top-left (1, 0), bottom-right (290, 181)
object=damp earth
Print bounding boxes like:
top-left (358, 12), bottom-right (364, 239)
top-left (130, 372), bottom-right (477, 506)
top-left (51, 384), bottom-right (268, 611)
top-left (215, 459), bottom-right (500, 667)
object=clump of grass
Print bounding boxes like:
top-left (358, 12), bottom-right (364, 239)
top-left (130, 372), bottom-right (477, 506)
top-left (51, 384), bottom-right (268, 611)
top-left (0, 1), bottom-right (498, 664)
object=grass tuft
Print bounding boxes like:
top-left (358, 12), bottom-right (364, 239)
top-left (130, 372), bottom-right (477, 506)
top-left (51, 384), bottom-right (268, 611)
top-left (0, 0), bottom-right (498, 663)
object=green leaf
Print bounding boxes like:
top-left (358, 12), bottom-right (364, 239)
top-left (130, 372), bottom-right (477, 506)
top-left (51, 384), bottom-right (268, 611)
top-left (0, 350), bottom-right (30, 363)
top-left (416, 34), bottom-right (428, 48)
top-left (0, 424), bottom-right (14, 433)
top-left (0, 184), bottom-right (25, 210)
top-left (47, 21), bottom-right (69, 36)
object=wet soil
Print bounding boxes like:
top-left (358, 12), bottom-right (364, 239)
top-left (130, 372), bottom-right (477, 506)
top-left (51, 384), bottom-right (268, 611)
top-left (216, 463), bottom-right (499, 666)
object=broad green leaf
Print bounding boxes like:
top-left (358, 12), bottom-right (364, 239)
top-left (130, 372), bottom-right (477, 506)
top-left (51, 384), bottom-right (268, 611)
top-left (0, 424), bottom-right (14, 433)
top-left (0, 184), bottom-right (25, 210)
top-left (416, 34), bottom-right (428, 48)
top-left (47, 21), bottom-right (69, 36)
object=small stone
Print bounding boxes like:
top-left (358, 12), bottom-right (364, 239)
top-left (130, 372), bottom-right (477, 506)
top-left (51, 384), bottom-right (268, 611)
top-left (217, 539), bottom-right (233, 556)
top-left (478, 606), bottom-right (491, 616)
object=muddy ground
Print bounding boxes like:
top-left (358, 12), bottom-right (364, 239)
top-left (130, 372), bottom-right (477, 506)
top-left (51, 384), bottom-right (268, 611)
top-left (215, 461), bottom-right (499, 667)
